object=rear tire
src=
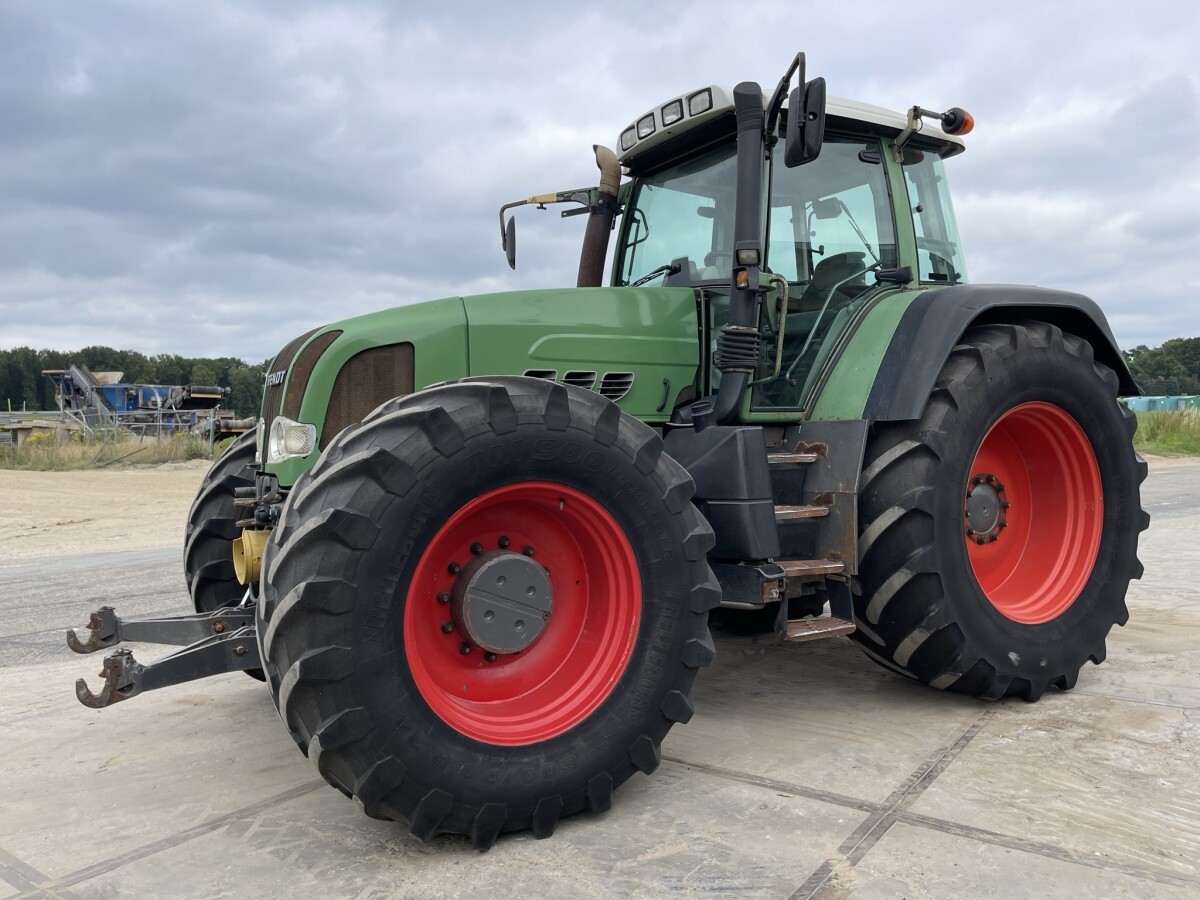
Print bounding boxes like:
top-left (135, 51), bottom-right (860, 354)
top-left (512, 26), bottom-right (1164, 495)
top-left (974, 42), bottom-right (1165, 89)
top-left (257, 377), bottom-right (718, 847)
top-left (851, 322), bottom-right (1148, 700)
top-left (184, 430), bottom-right (257, 613)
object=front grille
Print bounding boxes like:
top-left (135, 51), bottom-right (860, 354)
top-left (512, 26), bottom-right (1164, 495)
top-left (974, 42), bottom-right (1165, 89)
top-left (262, 327), bottom-right (319, 444)
top-left (283, 330), bottom-right (341, 418)
top-left (321, 343), bottom-right (415, 448)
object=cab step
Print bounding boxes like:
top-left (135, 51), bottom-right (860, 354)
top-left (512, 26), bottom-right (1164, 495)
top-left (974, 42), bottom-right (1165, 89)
top-left (768, 451), bottom-right (819, 466)
top-left (785, 615), bottom-right (856, 642)
top-left (774, 504), bottom-right (830, 522)
top-left (778, 559), bottom-right (845, 579)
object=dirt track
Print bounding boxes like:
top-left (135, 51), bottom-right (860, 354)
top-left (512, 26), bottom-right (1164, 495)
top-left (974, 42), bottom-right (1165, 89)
top-left (0, 461), bottom-right (209, 562)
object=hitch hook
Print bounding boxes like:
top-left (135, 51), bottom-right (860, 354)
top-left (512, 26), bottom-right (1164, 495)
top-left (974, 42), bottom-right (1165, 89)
top-left (67, 606), bottom-right (119, 655)
top-left (75, 648), bottom-right (142, 709)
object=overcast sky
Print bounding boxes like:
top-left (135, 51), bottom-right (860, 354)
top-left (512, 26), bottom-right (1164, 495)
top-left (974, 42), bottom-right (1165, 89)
top-left (0, 0), bottom-right (1197, 363)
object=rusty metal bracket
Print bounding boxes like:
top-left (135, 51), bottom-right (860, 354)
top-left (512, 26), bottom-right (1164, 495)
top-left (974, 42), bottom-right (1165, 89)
top-left (67, 605), bottom-right (256, 654)
top-left (74, 626), bottom-right (260, 709)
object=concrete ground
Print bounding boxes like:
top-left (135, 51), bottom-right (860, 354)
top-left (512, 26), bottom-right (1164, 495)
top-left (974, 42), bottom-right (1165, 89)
top-left (0, 461), bottom-right (1197, 899)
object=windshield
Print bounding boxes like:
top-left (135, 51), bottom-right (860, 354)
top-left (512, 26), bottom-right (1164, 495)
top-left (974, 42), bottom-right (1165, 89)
top-left (617, 142), bottom-right (738, 286)
top-left (904, 153), bottom-right (967, 283)
top-left (765, 135), bottom-right (897, 288)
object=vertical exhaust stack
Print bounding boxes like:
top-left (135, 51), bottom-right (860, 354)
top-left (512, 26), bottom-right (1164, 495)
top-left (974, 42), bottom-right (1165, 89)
top-left (576, 145), bottom-right (621, 288)
top-left (712, 82), bottom-right (766, 425)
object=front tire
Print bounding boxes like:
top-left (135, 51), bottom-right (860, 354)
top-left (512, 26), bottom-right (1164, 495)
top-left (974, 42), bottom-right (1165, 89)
top-left (257, 377), bottom-right (718, 847)
top-left (184, 430), bottom-right (257, 613)
top-left (852, 322), bottom-right (1148, 700)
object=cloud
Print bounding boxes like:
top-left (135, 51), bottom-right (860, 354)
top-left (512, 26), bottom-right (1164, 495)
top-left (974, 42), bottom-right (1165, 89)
top-left (0, 0), bottom-right (1196, 364)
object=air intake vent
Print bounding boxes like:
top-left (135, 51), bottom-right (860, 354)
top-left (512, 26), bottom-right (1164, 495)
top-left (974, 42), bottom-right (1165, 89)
top-left (599, 372), bottom-right (635, 401)
top-left (321, 343), bottom-right (414, 448)
top-left (283, 330), bottom-right (341, 418)
top-left (523, 369), bottom-right (557, 381)
top-left (562, 370), bottom-right (597, 390)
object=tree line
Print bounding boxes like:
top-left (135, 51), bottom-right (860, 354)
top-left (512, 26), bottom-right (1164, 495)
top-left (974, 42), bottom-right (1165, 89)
top-left (0, 346), bottom-right (268, 418)
top-left (3, 335), bottom-right (1195, 418)
top-left (1123, 337), bottom-right (1200, 396)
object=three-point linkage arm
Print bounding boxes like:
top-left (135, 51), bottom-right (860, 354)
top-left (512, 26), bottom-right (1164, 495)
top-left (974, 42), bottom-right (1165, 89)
top-left (67, 605), bottom-right (261, 709)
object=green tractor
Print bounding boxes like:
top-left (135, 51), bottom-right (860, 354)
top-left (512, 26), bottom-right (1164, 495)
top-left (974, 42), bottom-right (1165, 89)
top-left (70, 53), bottom-right (1147, 849)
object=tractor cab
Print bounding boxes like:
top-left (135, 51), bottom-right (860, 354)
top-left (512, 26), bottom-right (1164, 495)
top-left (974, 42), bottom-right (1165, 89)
top-left (611, 87), bottom-right (971, 413)
top-left (500, 62), bottom-right (973, 419)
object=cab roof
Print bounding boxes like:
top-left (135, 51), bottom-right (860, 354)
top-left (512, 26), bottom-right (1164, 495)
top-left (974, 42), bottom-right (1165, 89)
top-left (617, 86), bottom-right (966, 170)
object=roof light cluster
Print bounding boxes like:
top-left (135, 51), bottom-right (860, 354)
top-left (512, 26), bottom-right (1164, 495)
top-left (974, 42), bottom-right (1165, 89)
top-left (618, 87), bottom-right (721, 156)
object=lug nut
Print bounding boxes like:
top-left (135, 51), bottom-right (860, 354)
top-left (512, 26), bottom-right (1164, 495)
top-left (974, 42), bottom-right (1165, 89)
top-left (441, 621), bottom-right (455, 633)
top-left (437, 591), bottom-right (450, 604)
top-left (498, 536), bottom-right (510, 549)
top-left (484, 652), bottom-right (497, 663)
top-left (523, 545), bottom-right (535, 557)
top-left (459, 643), bottom-right (472, 655)
top-left (448, 561), bottom-right (461, 575)
top-left (471, 542), bottom-right (484, 555)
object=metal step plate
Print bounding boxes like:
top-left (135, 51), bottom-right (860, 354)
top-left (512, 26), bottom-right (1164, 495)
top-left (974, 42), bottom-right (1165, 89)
top-left (768, 452), bottom-right (819, 465)
top-left (778, 559), bottom-right (845, 578)
top-left (774, 504), bottom-right (830, 522)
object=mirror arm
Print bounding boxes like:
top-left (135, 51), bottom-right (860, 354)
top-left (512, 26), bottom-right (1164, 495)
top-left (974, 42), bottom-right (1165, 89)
top-left (766, 52), bottom-right (806, 136)
top-left (498, 190), bottom-right (595, 241)
top-left (498, 188), bottom-right (598, 261)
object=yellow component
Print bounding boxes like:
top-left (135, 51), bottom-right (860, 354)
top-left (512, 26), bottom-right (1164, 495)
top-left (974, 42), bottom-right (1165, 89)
top-left (232, 529), bottom-right (269, 585)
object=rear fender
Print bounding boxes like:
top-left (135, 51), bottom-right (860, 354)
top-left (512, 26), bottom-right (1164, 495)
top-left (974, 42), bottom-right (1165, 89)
top-left (863, 284), bottom-right (1139, 422)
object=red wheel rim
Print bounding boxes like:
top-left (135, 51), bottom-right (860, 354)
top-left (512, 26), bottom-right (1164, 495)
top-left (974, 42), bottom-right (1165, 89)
top-left (404, 481), bottom-right (641, 746)
top-left (966, 402), bottom-right (1103, 624)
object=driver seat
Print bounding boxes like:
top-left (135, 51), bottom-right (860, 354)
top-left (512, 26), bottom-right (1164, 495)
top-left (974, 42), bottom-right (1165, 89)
top-left (793, 251), bottom-right (867, 312)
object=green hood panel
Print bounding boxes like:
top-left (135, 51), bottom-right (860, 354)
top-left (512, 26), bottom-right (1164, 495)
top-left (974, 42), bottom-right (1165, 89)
top-left (264, 287), bottom-right (699, 485)
top-left (463, 287), bottom-right (699, 421)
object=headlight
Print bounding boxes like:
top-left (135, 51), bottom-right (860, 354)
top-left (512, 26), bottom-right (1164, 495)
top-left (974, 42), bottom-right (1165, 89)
top-left (267, 415), bottom-right (317, 463)
top-left (255, 418), bottom-right (266, 464)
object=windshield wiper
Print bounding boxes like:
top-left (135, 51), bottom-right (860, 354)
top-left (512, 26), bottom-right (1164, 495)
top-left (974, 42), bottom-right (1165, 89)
top-left (630, 262), bottom-right (682, 287)
top-left (835, 199), bottom-right (881, 265)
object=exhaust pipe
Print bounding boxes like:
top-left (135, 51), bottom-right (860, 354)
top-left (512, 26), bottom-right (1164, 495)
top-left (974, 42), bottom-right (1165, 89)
top-left (576, 145), bottom-right (620, 288)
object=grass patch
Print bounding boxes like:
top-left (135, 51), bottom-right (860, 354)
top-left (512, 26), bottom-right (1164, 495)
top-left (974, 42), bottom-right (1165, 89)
top-left (0, 428), bottom-right (219, 470)
top-left (1134, 409), bottom-right (1200, 457)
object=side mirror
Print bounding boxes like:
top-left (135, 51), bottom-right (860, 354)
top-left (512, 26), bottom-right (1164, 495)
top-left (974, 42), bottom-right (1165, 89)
top-left (503, 216), bottom-right (516, 270)
top-left (784, 77), bottom-right (826, 167)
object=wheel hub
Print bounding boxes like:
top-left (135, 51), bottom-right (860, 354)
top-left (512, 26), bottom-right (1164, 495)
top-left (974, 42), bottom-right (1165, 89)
top-left (450, 550), bottom-right (553, 654)
top-left (965, 473), bottom-right (1008, 544)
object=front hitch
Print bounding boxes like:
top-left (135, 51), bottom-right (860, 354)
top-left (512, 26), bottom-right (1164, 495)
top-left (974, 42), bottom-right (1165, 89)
top-left (68, 604), bottom-right (261, 709)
